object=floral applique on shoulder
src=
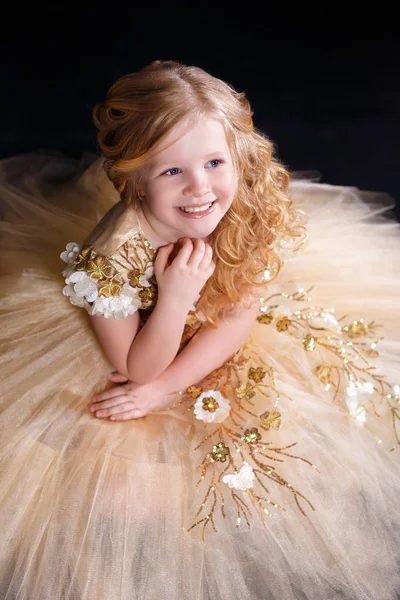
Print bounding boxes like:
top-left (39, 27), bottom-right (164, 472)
top-left (60, 231), bottom-right (157, 319)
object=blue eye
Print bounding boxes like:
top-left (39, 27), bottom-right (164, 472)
top-left (162, 159), bottom-right (224, 176)
top-left (206, 159), bottom-right (223, 168)
top-left (163, 167), bottom-right (181, 176)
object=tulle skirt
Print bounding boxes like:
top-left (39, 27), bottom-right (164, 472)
top-left (1, 152), bottom-right (400, 600)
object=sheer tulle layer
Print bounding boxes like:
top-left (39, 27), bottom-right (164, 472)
top-left (1, 154), bottom-right (400, 600)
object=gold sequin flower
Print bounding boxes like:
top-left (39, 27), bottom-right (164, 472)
top-left (244, 427), bottom-right (262, 445)
top-left (303, 334), bottom-right (316, 351)
top-left (73, 246), bottom-right (92, 271)
top-left (236, 382), bottom-right (256, 402)
top-left (276, 316), bottom-right (292, 332)
top-left (86, 255), bottom-right (115, 280)
top-left (138, 286), bottom-right (157, 304)
top-left (248, 367), bottom-right (267, 383)
top-left (194, 390), bottom-right (230, 423)
top-left (316, 364), bottom-right (333, 384)
top-left (127, 268), bottom-right (143, 287)
top-left (257, 312), bottom-right (274, 325)
top-left (187, 385), bottom-right (203, 399)
top-left (260, 410), bottom-right (282, 431)
top-left (211, 442), bottom-right (230, 462)
top-left (98, 274), bottom-right (124, 298)
top-left (342, 320), bottom-right (368, 337)
top-left (127, 262), bottom-right (154, 289)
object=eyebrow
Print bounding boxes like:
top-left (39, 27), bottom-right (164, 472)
top-left (151, 152), bottom-right (228, 172)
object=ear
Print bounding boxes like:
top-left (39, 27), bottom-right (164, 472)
top-left (135, 169), bottom-right (147, 199)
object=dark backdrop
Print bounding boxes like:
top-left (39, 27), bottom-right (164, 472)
top-left (1, 4), bottom-right (399, 219)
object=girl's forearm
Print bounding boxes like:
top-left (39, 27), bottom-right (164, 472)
top-left (153, 304), bottom-right (259, 395)
top-left (125, 298), bottom-right (188, 384)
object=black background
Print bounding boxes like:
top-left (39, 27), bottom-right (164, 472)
top-left (1, 3), bottom-right (399, 219)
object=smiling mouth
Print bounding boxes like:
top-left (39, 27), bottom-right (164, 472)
top-left (179, 200), bottom-right (217, 214)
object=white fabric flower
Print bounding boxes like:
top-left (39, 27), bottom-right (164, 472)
top-left (222, 464), bottom-right (255, 490)
top-left (345, 382), bottom-right (373, 427)
top-left (392, 384), bottom-right (400, 398)
top-left (139, 262), bottom-right (154, 287)
top-left (345, 396), bottom-right (367, 427)
top-left (89, 283), bottom-right (142, 320)
top-left (64, 271), bottom-right (98, 303)
top-left (273, 305), bottom-right (292, 319)
top-left (310, 313), bottom-right (341, 332)
top-left (60, 242), bottom-right (81, 264)
top-left (194, 390), bottom-right (230, 424)
top-left (346, 381), bottom-right (374, 397)
top-left (62, 283), bottom-right (91, 310)
top-left (63, 273), bottom-right (143, 320)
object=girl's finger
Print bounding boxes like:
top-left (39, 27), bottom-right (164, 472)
top-left (198, 243), bottom-right (213, 270)
top-left (94, 402), bottom-right (136, 419)
top-left (186, 238), bottom-right (206, 269)
top-left (173, 238), bottom-right (194, 266)
top-left (92, 386), bottom-right (135, 404)
top-left (108, 372), bottom-right (128, 382)
top-left (154, 243), bottom-right (174, 277)
top-left (90, 393), bottom-right (135, 411)
top-left (110, 408), bottom-right (146, 421)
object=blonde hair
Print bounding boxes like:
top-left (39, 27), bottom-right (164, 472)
top-left (93, 60), bottom-right (307, 328)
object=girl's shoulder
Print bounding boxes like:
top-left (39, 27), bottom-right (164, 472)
top-left (82, 200), bottom-right (143, 256)
top-left (60, 202), bottom-right (158, 319)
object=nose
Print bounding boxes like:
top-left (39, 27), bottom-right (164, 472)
top-left (182, 169), bottom-right (212, 198)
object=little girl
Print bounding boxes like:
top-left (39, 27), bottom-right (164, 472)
top-left (1, 59), bottom-right (400, 600)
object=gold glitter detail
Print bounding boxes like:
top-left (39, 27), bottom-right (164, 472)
top-left (98, 274), bottom-right (124, 298)
top-left (257, 312), bottom-right (273, 325)
top-left (73, 246), bottom-right (92, 271)
top-left (69, 235), bottom-right (398, 537)
top-left (276, 316), bottom-right (291, 332)
top-left (138, 286), bottom-right (157, 304)
top-left (127, 268), bottom-right (143, 288)
top-left (68, 233), bottom-right (159, 312)
top-left (86, 255), bottom-right (115, 280)
top-left (342, 320), bottom-right (368, 337)
top-left (248, 367), bottom-right (267, 383)
top-left (316, 364), bottom-right (333, 384)
top-left (212, 442), bottom-right (230, 462)
top-left (303, 334), bottom-right (316, 351)
top-left (187, 385), bottom-right (203, 399)
top-left (235, 382), bottom-right (256, 402)
top-left (244, 427), bottom-right (262, 444)
top-left (260, 410), bottom-right (282, 431)
top-left (202, 396), bottom-right (219, 413)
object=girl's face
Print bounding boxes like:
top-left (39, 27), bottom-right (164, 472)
top-left (137, 116), bottom-right (238, 247)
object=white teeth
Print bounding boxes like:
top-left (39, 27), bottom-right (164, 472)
top-left (180, 202), bottom-right (213, 214)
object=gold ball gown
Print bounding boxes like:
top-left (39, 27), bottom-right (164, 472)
top-left (0, 152), bottom-right (399, 600)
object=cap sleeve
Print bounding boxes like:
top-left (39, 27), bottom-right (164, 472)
top-left (60, 207), bottom-right (158, 319)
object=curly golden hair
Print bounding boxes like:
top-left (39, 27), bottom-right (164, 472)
top-left (93, 60), bottom-right (307, 328)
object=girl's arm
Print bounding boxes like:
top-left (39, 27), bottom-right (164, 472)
top-left (90, 296), bottom-right (189, 385)
top-left (90, 238), bottom-right (214, 386)
top-left (126, 297), bottom-right (189, 383)
top-left (153, 298), bottom-right (261, 396)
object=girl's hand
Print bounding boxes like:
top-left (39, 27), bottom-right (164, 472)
top-left (89, 371), bottom-right (174, 421)
top-left (155, 237), bottom-right (215, 312)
